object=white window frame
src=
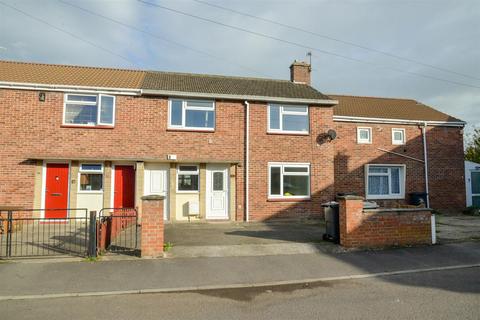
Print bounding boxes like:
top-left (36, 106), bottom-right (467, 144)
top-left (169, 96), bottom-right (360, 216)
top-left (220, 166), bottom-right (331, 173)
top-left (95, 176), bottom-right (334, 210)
top-left (176, 164), bottom-right (200, 193)
top-left (78, 163), bottom-right (104, 193)
top-left (168, 99), bottom-right (215, 131)
top-left (267, 104), bottom-right (309, 134)
top-left (357, 127), bottom-right (372, 144)
top-left (268, 162), bottom-right (310, 199)
top-left (392, 128), bottom-right (406, 145)
top-left (365, 164), bottom-right (406, 200)
top-left (63, 94), bottom-right (115, 127)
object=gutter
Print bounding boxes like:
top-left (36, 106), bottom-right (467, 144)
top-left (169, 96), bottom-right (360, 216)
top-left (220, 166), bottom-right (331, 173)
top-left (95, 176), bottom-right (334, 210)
top-left (244, 100), bottom-right (250, 222)
top-left (333, 115), bottom-right (465, 127)
top-left (0, 81), bottom-right (142, 96)
top-left (143, 89), bottom-right (338, 105)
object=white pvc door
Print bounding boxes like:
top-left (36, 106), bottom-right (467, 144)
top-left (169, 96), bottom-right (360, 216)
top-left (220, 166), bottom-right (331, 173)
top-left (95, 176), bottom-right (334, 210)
top-left (206, 165), bottom-right (229, 219)
top-left (471, 171), bottom-right (480, 207)
top-left (144, 163), bottom-right (169, 220)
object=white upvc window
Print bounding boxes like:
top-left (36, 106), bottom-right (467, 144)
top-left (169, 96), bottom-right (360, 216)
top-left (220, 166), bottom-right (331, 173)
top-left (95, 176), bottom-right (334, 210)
top-left (78, 163), bottom-right (103, 192)
top-left (168, 99), bottom-right (215, 130)
top-left (392, 128), bottom-right (406, 145)
top-left (268, 104), bottom-right (309, 134)
top-left (177, 165), bottom-right (199, 192)
top-left (268, 163), bottom-right (310, 199)
top-left (357, 127), bottom-right (372, 144)
top-left (365, 164), bottom-right (406, 199)
top-left (63, 94), bottom-right (115, 126)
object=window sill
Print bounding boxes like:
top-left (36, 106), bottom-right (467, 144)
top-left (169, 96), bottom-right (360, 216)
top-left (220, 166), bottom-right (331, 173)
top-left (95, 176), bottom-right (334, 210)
top-left (267, 197), bottom-right (311, 202)
top-left (366, 196), bottom-right (405, 200)
top-left (267, 131), bottom-right (309, 136)
top-left (357, 141), bottom-right (372, 144)
top-left (167, 127), bottom-right (215, 133)
top-left (176, 190), bottom-right (200, 194)
top-left (78, 191), bottom-right (104, 194)
top-left (61, 125), bottom-right (114, 129)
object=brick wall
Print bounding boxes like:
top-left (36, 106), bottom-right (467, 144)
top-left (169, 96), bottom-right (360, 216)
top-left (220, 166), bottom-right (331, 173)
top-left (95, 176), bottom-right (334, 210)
top-left (248, 103), bottom-right (335, 220)
top-left (333, 121), bottom-right (465, 210)
top-left (338, 196), bottom-right (432, 248)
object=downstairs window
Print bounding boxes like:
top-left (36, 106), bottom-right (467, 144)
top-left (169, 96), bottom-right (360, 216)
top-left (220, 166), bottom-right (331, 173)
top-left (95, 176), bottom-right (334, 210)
top-left (365, 164), bottom-right (405, 199)
top-left (269, 163), bottom-right (310, 199)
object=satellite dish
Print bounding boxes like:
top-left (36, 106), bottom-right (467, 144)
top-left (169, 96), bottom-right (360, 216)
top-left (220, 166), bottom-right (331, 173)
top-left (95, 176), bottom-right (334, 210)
top-left (327, 129), bottom-right (337, 141)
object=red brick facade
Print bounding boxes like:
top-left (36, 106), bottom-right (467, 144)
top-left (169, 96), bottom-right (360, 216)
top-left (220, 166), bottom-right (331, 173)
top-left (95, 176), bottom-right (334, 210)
top-left (141, 196), bottom-right (165, 258)
top-left (338, 196), bottom-right (432, 248)
top-left (333, 121), bottom-right (465, 210)
top-left (0, 87), bottom-right (466, 221)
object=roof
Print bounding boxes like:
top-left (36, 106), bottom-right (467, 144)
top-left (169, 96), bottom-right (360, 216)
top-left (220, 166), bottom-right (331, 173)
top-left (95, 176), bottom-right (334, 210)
top-left (0, 60), bottom-right (145, 89)
top-left (142, 71), bottom-right (331, 102)
top-left (330, 94), bottom-right (463, 123)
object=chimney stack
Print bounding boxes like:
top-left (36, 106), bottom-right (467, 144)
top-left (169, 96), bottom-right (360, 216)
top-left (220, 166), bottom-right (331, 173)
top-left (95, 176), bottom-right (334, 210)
top-left (290, 60), bottom-right (311, 85)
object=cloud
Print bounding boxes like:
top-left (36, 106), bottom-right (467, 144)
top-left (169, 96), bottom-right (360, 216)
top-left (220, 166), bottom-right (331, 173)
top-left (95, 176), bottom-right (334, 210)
top-left (0, 0), bottom-right (478, 131)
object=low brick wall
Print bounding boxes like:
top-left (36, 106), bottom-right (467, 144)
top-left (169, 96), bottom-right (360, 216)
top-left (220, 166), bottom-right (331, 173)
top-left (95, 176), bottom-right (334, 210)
top-left (338, 196), bottom-right (432, 248)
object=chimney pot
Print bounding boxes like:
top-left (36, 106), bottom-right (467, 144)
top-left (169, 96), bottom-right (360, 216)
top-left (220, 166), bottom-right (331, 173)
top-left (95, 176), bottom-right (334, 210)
top-left (290, 60), bottom-right (311, 85)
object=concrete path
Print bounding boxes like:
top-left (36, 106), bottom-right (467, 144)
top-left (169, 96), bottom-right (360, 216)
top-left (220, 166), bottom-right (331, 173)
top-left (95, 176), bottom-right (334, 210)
top-left (437, 214), bottom-right (480, 243)
top-left (0, 241), bottom-right (479, 299)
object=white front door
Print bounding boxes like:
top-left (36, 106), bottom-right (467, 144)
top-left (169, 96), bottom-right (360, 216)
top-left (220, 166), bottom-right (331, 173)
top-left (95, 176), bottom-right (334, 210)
top-left (206, 164), bottom-right (229, 219)
top-left (144, 163), bottom-right (169, 220)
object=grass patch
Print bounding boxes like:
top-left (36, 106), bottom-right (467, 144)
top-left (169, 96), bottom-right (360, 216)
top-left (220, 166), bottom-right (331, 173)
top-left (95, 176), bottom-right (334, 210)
top-left (163, 242), bottom-right (173, 252)
top-left (84, 256), bottom-right (101, 262)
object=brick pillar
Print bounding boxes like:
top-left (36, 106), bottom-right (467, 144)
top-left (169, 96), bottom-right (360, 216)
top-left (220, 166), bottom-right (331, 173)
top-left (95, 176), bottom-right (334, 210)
top-left (338, 195), bottom-right (364, 247)
top-left (141, 195), bottom-right (165, 258)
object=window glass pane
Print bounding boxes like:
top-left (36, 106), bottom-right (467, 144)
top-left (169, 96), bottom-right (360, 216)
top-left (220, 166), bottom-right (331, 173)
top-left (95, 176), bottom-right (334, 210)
top-left (185, 109), bottom-right (214, 128)
top-left (283, 106), bottom-right (307, 113)
top-left (471, 172), bottom-right (480, 194)
top-left (282, 114), bottom-right (308, 132)
top-left (394, 131), bottom-right (403, 141)
top-left (359, 129), bottom-right (370, 140)
top-left (391, 168), bottom-right (400, 194)
top-left (283, 175), bottom-right (309, 196)
top-left (170, 100), bottom-right (183, 126)
top-left (99, 96), bottom-right (114, 124)
top-left (80, 173), bottom-right (103, 191)
top-left (178, 174), bottom-right (199, 191)
top-left (368, 176), bottom-right (389, 195)
top-left (67, 95), bottom-right (97, 103)
top-left (284, 166), bottom-right (308, 173)
top-left (270, 167), bottom-right (281, 195)
top-left (369, 167), bottom-right (388, 174)
top-left (472, 196), bottom-right (480, 207)
top-left (65, 104), bottom-right (97, 125)
top-left (81, 164), bottom-right (102, 171)
top-left (186, 100), bottom-right (213, 109)
top-left (213, 172), bottom-right (224, 191)
top-left (179, 165), bottom-right (198, 172)
top-left (269, 105), bottom-right (280, 130)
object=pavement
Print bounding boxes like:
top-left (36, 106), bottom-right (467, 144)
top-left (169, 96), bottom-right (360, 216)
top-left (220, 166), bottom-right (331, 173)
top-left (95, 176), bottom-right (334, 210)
top-left (436, 214), bottom-right (480, 243)
top-left (3, 267), bottom-right (479, 320)
top-left (0, 241), bottom-right (479, 299)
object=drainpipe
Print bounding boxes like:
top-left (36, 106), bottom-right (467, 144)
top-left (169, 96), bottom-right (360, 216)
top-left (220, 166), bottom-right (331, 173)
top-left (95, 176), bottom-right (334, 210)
top-left (244, 100), bottom-right (250, 222)
top-left (421, 122), bottom-right (430, 208)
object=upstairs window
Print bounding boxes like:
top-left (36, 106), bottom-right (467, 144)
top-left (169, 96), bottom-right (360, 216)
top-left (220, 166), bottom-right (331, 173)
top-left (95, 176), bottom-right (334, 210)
top-left (63, 94), bottom-right (115, 126)
top-left (392, 128), bottom-right (406, 145)
top-left (357, 127), bottom-right (372, 144)
top-left (269, 163), bottom-right (310, 199)
top-left (268, 104), bottom-right (309, 134)
top-left (169, 99), bottom-right (215, 130)
top-left (365, 164), bottom-right (405, 199)
top-left (79, 164), bottom-right (103, 192)
top-left (177, 165), bottom-right (199, 192)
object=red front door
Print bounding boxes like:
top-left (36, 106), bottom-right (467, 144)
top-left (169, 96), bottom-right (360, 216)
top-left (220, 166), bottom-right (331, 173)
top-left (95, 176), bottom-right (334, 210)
top-left (114, 165), bottom-right (135, 208)
top-left (45, 163), bottom-right (69, 219)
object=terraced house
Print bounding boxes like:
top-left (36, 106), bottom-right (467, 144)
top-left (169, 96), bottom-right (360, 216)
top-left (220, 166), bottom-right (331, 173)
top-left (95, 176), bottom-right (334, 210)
top-left (0, 60), bottom-right (466, 222)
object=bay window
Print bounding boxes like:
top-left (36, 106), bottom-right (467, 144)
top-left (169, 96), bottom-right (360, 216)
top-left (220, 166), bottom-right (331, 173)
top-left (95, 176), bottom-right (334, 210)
top-left (169, 99), bottom-right (215, 130)
top-left (63, 94), bottom-right (115, 126)
top-left (365, 164), bottom-right (405, 199)
top-left (269, 163), bottom-right (310, 199)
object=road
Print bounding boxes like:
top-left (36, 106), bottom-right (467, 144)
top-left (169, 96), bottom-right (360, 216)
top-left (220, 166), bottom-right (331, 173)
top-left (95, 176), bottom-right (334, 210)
top-left (2, 267), bottom-right (479, 320)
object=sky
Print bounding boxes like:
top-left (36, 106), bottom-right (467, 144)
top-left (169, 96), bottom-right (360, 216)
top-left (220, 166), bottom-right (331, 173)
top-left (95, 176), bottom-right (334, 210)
top-left (0, 0), bottom-right (479, 138)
